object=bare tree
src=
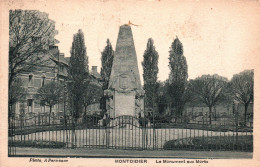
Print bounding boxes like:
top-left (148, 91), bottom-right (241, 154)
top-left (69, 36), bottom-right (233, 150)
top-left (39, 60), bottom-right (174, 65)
top-left (230, 69), bottom-right (254, 126)
top-left (9, 10), bottom-right (58, 90)
top-left (34, 81), bottom-right (63, 124)
top-left (189, 74), bottom-right (227, 124)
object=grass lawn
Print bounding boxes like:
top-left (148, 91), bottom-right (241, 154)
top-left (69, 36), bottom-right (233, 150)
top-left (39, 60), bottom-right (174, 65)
top-left (8, 140), bottom-right (66, 148)
top-left (163, 135), bottom-right (253, 152)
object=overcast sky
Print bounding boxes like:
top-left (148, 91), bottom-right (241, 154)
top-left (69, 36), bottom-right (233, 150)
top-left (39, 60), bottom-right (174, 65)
top-left (5, 0), bottom-right (260, 84)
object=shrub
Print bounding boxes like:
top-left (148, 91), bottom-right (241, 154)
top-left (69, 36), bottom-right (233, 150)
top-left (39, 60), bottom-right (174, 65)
top-left (163, 135), bottom-right (253, 152)
top-left (9, 140), bottom-right (66, 148)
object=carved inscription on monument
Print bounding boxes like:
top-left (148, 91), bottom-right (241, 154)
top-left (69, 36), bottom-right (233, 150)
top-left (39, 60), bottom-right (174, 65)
top-left (119, 74), bottom-right (129, 90)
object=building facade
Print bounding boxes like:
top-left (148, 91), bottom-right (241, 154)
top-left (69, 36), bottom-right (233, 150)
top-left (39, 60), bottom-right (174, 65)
top-left (15, 46), bottom-right (64, 117)
top-left (14, 45), bottom-right (102, 118)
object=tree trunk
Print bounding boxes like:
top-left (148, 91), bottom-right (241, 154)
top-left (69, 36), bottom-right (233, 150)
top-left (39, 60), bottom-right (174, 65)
top-left (214, 105), bottom-right (217, 121)
top-left (8, 73), bottom-right (14, 92)
top-left (227, 104), bottom-right (230, 117)
top-left (8, 105), bottom-right (12, 137)
top-left (178, 105), bottom-right (181, 123)
top-left (244, 103), bottom-right (249, 127)
top-left (84, 105), bottom-right (87, 123)
top-left (8, 105), bottom-right (11, 129)
top-left (209, 106), bottom-right (212, 124)
top-left (71, 122), bottom-right (75, 148)
top-left (49, 106), bottom-right (52, 125)
top-left (174, 106), bottom-right (177, 123)
top-left (71, 118), bottom-right (77, 148)
top-left (191, 106), bottom-right (194, 119)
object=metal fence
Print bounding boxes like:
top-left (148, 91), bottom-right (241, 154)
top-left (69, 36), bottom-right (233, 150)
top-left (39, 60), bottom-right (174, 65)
top-left (8, 112), bottom-right (253, 155)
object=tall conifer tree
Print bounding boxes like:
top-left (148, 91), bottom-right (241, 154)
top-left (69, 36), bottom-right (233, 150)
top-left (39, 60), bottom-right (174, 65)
top-left (101, 39), bottom-right (114, 90)
top-left (100, 39), bottom-right (114, 113)
top-left (168, 37), bottom-right (188, 119)
top-left (142, 38), bottom-right (159, 116)
top-left (68, 29), bottom-right (89, 123)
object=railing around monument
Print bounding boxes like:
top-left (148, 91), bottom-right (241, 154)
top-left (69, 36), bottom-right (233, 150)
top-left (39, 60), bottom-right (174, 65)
top-left (8, 113), bottom-right (253, 153)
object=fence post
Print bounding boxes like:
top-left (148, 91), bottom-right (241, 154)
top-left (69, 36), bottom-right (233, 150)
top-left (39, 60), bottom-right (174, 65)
top-left (202, 113), bottom-right (205, 150)
top-left (142, 117), bottom-right (145, 150)
top-left (235, 105), bottom-right (239, 149)
top-left (35, 116), bottom-right (37, 141)
top-left (20, 115), bottom-right (23, 142)
top-left (153, 108), bottom-right (155, 150)
top-left (105, 116), bottom-right (109, 148)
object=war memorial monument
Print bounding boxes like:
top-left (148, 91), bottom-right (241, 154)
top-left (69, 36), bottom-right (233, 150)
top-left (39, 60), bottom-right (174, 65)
top-left (104, 25), bottom-right (145, 121)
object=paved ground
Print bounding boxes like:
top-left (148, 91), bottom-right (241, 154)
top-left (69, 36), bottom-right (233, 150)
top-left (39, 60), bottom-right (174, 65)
top-left (13, 147), bottom-right (252, 159)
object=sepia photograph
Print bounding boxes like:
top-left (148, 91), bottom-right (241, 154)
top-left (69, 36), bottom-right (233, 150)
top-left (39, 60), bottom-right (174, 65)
top-left (1, 0), bottom-right (260, 166)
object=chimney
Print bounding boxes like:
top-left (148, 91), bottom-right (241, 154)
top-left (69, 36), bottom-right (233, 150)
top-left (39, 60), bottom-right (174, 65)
top-left (59, 53), bottom-right (64, 58)
top-left (91, 66), bottom-right (98, 75)
top-left (49, 45), bottom-right (58, 50)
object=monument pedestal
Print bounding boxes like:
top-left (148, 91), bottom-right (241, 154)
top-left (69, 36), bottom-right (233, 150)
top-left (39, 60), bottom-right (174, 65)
top-left (105, 89), bottom-right (144, 119)
top-left (114, 91), bottom-right (135, 117)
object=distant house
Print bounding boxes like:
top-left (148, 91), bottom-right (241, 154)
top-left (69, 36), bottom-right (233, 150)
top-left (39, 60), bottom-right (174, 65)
top-left (15, 45), bottom-right (63, 116)
top-left (14, 45), bottom-right (102, 118)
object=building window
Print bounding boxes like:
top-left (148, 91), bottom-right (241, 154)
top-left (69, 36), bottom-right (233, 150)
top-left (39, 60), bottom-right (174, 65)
top-left (59, 65), bottom-right (64, 72)
top-left (32, 36), bottom-right (41, 42)
top-left (59, 79), bottom-right (64, 84)
top-left (27, 99), bottom-right (32, 106)
top-left (15, 102), bottom-right (20, 116)
top-left (40, 100), bottom-right (45, 106)
top-left (40, 100), bottom-right (46, 113)
top-left (27, 99), bottom-right (33, 113)
top-left (42, 76), bottom-right (46, 87)
top-left (28, 74), bottom-right (33, 87)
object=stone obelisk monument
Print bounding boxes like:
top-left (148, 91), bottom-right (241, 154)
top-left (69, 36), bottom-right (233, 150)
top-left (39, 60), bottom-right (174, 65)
top-left (104, 25), bottom-right (144, 118)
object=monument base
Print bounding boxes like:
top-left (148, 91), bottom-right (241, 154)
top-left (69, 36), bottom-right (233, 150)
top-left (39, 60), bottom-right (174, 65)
top-left (114, 91), bottom-right (135, 117)
top-left (107, 115), bottom-right (140, 128)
